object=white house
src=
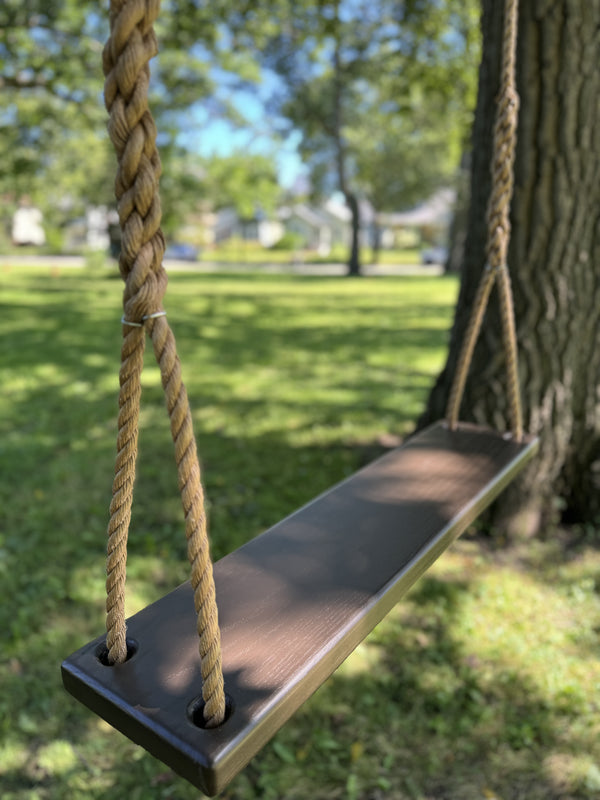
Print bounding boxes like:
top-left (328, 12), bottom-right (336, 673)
top-left (377, 188), bottom-right (456, 247)
top-left (12, 203), bottom-right (46, 246)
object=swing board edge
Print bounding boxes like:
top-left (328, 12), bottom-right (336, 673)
top-left (62, 422), bottom-right (538, 795)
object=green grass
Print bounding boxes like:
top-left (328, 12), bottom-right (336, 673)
top-left (1, 266), bottom-right (599, 800)
top-left (201, 240), bottom-right (421, 266)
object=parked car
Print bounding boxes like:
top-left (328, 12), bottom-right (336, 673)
top-left (421, 246), bottom-right (448, 265)
top-left (164, 243), bottom-right (199, 261)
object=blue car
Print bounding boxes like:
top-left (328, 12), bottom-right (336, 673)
top-left (164, 243), bottom-right (199, 261)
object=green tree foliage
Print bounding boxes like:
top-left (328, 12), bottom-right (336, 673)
top-left (2, 1), bottom-right (478, 258)
top-left (202, 152), bottom-right (280, 220)
top-left (0, 1), bottom-right (256, 241)
top-left (228, 0), bottom-right (480, 274)
top-left (157, 149), bottom-right (280, 238)
top-left (350, 84), bottom-right (465, 213)
top-left (0, 1), bottom-right (107, 236)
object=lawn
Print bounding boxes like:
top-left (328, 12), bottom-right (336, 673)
top-left (1, 266), bottom-right (599, 800)
top-left (200, 240), bottom-right (422, 267)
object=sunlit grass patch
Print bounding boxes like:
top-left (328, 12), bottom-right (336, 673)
top-left (1, 267), bottom-right (599, 800)
top-left (259, 538), bottom-right (599, 800)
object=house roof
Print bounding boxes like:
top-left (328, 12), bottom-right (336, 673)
top-left (279, 204), bottom-right (331, 229)
top-left (322, 197), bottom-right (376, 225)
top-left (377, 188), bottom-right (456, 227)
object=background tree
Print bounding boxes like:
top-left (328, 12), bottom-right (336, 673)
top-left (348, 82), bottom-right (472, 262)
top-left (0, 1), bottom-right (105, 236)
top-left (202, 152), bottom-right (281, 222)
top-left (0, 1), bottom-right (249, 243)
top-left (230, 0), bottom-right (479, 275)
top-left (422, 0), bottom-right (600, 535)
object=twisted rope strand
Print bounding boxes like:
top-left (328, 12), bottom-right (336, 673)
top-left (103, 0), bottom-right (164, 666)
top-left (445, 266), bottom-right (496, 431)
top-left (103, 0), bottom-right (225, 726)
top-left (446, 0), bottom-right (523, 440)
top-left (496, 263), bottom-right (523, 440)
top-left (148, 316), bottom-right (225, 726)
top-left (105, 326), bottom-right (145, 664)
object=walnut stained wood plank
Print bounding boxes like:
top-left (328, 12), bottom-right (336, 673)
top-left (62, 422), bottom-right (538, 795)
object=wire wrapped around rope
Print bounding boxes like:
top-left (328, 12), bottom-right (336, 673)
top-left (445, 0), bottom-right (523, 442)
top-left (102, 0), bottom-right (225, 728)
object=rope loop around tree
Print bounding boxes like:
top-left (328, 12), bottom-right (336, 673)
top-left (445, 0), bottom-right (523, 442)
top-left (102, 0), bottom-right (226, 728)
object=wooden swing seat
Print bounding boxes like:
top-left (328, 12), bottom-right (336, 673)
top-left (62, 422), bottom-right (537, 796)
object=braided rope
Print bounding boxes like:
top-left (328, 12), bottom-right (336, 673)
top-left (446, 0), bottom-right (523, 441)
top-left (102, 0), bottom-right (225, 727)
top-left (105, 325), bottom-right (145, 664)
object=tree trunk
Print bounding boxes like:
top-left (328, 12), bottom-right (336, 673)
top-left (371, 218), bottom-right (381, 265)
top-left (421, 0), bottom-right (600, 536)
top-left (445, 152), bottom-right (471, 274)
top-left (332, 36), bottom-right (362, 277)
top-left (346, 191), bottom-right (361, 276)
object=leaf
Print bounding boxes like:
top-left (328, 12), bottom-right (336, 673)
top-left (350, 741), bottom-right (364, 763)
top-left (272, 740), bottom-right (295, 764)
top-left (585, 764), bottom-right (600, 792)
top-left (346, 773), bottom-right (359, 800)
top-left (295, 746), bottom-right (309, 761)
top-left (17, 712), bottom-right (38, 734)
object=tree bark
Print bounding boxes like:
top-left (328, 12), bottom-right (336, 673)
top-left (345, 191), bottom-right (361, 275)
top-left (333, 36), bottom-right (362, 276)
top-left (445, 152), bottom-right (471, 274)
top-left (371, 217), bottom-right (381, 265)
top-left (421, 0), bottom-right (600, 536)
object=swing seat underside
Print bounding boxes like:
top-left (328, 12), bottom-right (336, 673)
top-left (62, 422), bottom-right (537, 796)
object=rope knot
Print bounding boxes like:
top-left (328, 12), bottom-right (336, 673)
top-left (103, 0), bottom-right (167, 326)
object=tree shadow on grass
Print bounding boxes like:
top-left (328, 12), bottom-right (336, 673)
top-left (0, 428), bottom-right (407, 800)
top-left (0, 270), bottom-right (461, 798)
top-left (223, 573), bottom-right (592, 800)
top-left (2, 462), bottom-right (595, 800)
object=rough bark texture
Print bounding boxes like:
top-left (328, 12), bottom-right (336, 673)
top-left (345, 191), bottom-right (361, 275)
top-left (445, 154), bottom-right (471, 274)
top-left (421, 0), bottom-right (600, 535)
top-left (332, 43), bottom-right (362, 276)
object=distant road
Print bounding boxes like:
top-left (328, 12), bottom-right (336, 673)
top-left (0, 254), bottom-right (443, 276)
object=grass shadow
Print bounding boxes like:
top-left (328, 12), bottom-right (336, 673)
top-left (5, 270), bottom-right (596, 800)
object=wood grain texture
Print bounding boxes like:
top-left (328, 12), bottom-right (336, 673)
top-left (62, 422), bottom-right (538, 795)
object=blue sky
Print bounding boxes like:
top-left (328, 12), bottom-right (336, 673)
top-left (187, 109), bottom-right (305, 189)
top-left (176, 64), bottom-right (307, 190)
